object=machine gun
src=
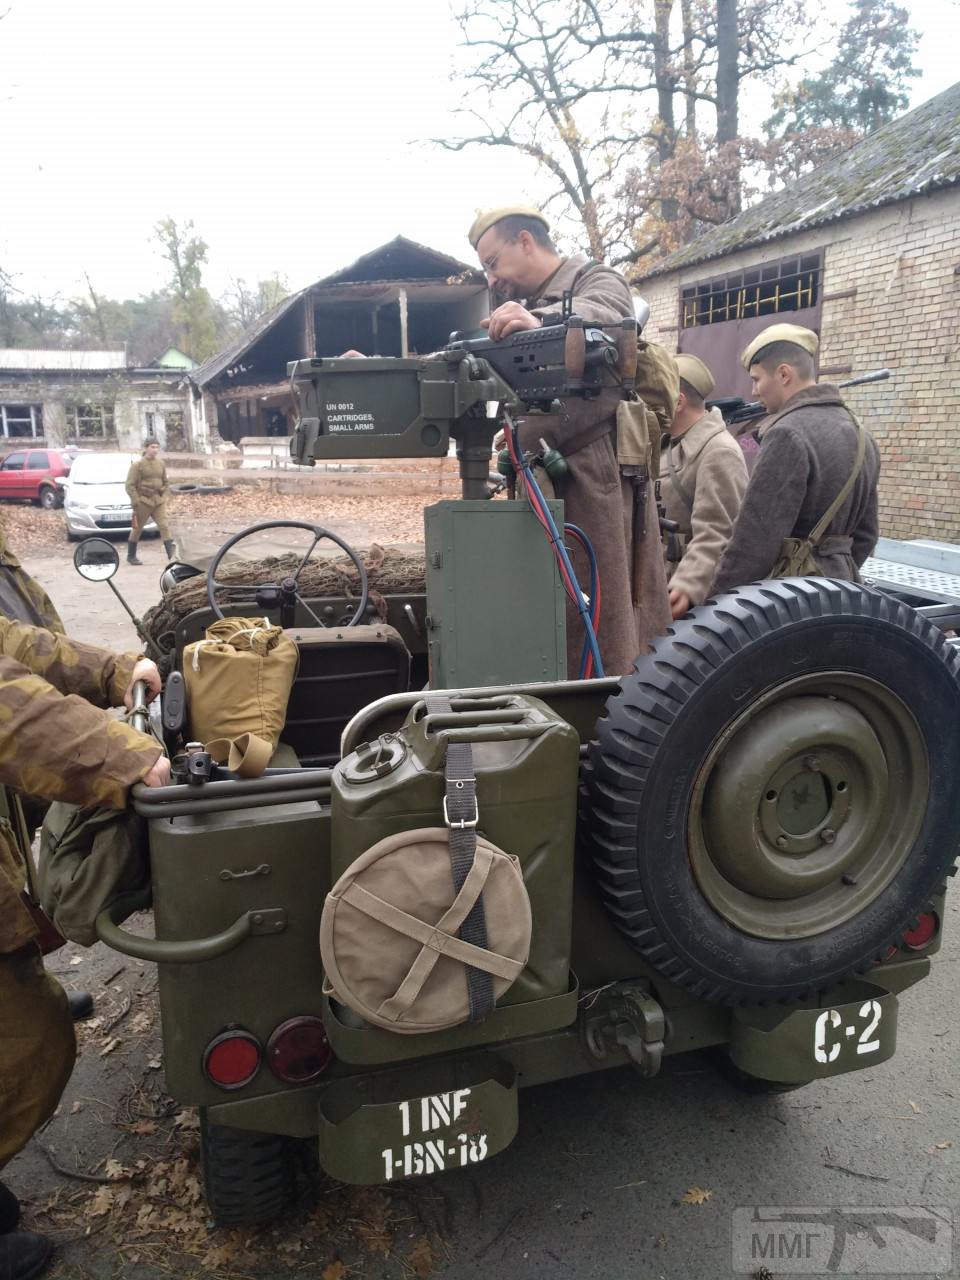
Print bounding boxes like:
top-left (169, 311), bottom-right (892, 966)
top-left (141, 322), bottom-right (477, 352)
top-left (709, 367), bottom-right (891, 429)
top-left (288, 316), bottom-right (637, 498)
top-left (288, 316), bottom-right (639, 687)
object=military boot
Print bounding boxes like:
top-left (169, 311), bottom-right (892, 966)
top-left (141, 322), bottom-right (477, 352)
top-left (163, 539), bottom-right (176, 561)
top-left (67, 991), bottom-right (94, 1022)
top-left (0, 1231), bottom-right (53, 1279)
top-left (0, 1181), bottom-right (20, 1233)
top-left (127, 541), bottom-right (142, 566)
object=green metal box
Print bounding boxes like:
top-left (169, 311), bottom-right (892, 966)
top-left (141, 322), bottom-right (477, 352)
top-left (424, 500), bottom-right (566, 687)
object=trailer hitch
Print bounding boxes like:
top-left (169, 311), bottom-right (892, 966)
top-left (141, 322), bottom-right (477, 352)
top-left (581, 980), bottom-right (666, 1077)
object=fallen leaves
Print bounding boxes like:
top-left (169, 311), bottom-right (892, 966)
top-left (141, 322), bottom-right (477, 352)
top-left (99, 1037), bottom-right (122, 1058)
top-left (926, 1140), bottom-right (953, 1154)
top-left (680, 1185), bottom-right (713, 1205)
top-left (322, 1263), bottom-right (347, 1280)
top-left (407, 1234), bottom-right (436, 1278)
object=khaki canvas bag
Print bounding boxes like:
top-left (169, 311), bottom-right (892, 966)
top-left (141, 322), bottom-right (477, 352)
top-left (617, 341), bottom-right (679, 481)
top-left (320, 828), bottom-right (532, 1035)
top-left (182, 617), bottom-right (298, 773)
top-left (37, 804), bottom-right (149, 947)
top-left (771, 411), bottom-right (866, 578)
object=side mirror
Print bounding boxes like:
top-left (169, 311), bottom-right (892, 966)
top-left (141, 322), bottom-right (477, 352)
top-left (73, 537), bottom-right (120, 582)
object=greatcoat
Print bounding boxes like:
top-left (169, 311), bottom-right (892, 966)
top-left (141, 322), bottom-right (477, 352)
top-left (711, 384), bottom-right (880, 594)
top-left (514, 254), bottom-right (670, 677)
top-left (660, 408), bottom-right (748, 607)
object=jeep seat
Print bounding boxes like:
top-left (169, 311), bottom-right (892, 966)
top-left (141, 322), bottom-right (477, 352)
top-left (279, 624), bottom-right (411, 767)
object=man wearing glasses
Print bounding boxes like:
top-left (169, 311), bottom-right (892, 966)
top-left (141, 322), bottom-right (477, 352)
top-left (467, 205), bottom-right (669, 676)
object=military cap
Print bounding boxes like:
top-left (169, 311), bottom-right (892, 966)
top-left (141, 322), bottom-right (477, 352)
top-left (468, 205), bottom-right (549, 249)
top-left (741, 323), bottom-right (819, 369)
top-left (676, 353), bottom-right (715, 399)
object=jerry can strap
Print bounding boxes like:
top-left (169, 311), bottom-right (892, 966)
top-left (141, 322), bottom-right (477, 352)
top-left (425, 693), bottom-right (494, 1022)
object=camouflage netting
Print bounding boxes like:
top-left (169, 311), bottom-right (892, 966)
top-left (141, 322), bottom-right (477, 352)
top-left (142, 544), bottom-right (426, 662)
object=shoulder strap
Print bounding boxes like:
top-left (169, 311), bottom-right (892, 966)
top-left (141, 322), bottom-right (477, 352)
top-left (809, 409), bottom-right (867, 547)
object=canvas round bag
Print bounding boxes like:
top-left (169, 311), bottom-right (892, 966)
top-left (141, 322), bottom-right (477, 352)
top-left (320, 827), bottom-right (532, 1034)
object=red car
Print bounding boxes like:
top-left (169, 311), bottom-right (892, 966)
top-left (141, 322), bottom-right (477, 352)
top-left (0, 447), bottom-right (73, 509)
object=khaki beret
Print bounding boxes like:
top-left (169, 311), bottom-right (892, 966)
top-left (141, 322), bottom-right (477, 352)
top-left (676, 353), bottom-right (715, 399)
top-left (741, 323), bottom-right (819, 369)
top-left (468, 205), bottom-right (549, 249)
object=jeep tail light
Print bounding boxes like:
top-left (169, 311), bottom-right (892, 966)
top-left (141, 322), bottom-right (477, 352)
top-left (902, 912), bottom-right (938, 951)
top-left (203, 1029), bottom-right (262, 1089)
top-left (267, 1017), bottom-right (332, 1084)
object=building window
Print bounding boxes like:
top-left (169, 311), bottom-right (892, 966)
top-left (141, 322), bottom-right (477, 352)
top-left (0, 404), bottom-right (42, 438)
top-left (66, 403), bottom-right (115, 439)
top-left (681, 252), bottom-right (823, 329)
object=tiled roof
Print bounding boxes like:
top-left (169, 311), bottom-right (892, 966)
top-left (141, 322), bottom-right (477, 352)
top-left (638, 81), bottom-right (960, 281)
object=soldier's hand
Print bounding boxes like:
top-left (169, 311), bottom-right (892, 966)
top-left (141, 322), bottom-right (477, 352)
top-left (124, 658), bottom-right (162, 707)
top-left (668, 587), bottom-right (691, 620)
top-left (142, 756), bottom-right (172, 788)
top-left (482, 302), bottom-right (542, 342)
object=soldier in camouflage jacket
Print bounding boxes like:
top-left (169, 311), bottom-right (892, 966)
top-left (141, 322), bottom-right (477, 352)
top-left (0, 619), bottom-right (166, 1278)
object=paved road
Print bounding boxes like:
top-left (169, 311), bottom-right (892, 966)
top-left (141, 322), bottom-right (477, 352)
top-left (11, 538), bottom-right (960, 1280)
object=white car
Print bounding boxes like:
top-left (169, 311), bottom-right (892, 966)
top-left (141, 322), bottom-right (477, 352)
top-left (63, 451), bottom-right (157, 541)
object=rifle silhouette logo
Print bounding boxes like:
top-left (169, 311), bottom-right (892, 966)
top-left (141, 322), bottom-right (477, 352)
top-left (733, 1204), bottom-right (952, 1274)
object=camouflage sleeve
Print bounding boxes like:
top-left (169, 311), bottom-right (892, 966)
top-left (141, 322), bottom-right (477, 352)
top-left (0, 653), bottom-right (161, 810)
top-left (0, 616), bottom-right (140, 709)
top-left (125, 460), bottom-right (141, 502)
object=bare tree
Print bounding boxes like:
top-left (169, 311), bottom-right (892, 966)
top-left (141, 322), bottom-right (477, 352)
top-left (435, 0), bottom-right (819, 266)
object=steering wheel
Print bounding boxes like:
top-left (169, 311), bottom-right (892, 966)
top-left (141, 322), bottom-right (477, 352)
top-left (206, 520), bottom-right (369, 628)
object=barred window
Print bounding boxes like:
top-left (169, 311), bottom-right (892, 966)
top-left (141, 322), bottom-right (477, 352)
top-left (681, 253), bottom-right (822, 329)
top-left (66, 403), bottom-right (115, 439)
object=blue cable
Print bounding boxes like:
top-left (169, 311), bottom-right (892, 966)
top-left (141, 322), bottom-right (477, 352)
top-left (566, 524), bottom-right (600, 678)
top-left (504, 422), bottom-right (604, 678)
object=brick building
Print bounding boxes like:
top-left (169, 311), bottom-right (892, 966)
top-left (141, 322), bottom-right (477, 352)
top-left (636, 82), bottom-right (960, 542)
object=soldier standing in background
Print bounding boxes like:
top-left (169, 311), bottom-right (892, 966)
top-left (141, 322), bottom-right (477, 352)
top-left (468, 204), bottom-right (670, 676)
top-left (0, 618), bottom-right (167, 1280)
top-left (126, 438), bottom-right (174, 565)
top-left (711, 324), bottom-right (880, 593)
top-left (660, 354), bottom-right (748, 619)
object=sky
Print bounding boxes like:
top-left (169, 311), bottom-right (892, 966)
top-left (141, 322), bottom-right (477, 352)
top-left (1, 0), bottom-right (957, 306)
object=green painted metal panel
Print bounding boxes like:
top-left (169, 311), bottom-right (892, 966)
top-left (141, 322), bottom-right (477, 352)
top-left (424, 500), bottom-right (566, 687)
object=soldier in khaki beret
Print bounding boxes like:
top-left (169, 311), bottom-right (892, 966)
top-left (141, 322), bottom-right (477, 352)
top-left (711, 324), bottom-right (880, 593)
top-left (468, 205), bottom-right (670, 675)
top-left (660, 354), bottom-right (747, 618)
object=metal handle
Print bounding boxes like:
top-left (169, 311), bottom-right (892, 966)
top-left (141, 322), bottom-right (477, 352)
top-left (130, 679), bottom-right (149, 735)
top-left (95, 896), bottom-right (286, 964)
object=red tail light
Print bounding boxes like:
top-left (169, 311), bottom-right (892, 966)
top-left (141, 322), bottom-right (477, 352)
top-left (267, 1017), bottom-right (332, 1084)
top-left (203, 1029), bottom-right (262, 1089)
top-left (902, 912), bottom-right (939, 951)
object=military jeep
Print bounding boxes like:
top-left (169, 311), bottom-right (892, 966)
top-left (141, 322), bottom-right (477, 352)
top-left (73, 325), bottom-right (960, 1227)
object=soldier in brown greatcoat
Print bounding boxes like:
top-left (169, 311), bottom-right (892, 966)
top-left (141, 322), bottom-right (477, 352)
top-left (660, 354), bottom-right (748, 618)
top-left (711, 324), bottom-right (880, 593)
top-left (125, 438), bottom-right (174, 565)
top-left (468, 205), bottom-right (670, 677)
top-left (0, 620), bottom-right (167, 1280)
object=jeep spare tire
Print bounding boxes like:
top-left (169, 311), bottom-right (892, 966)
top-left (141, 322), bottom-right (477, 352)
top-left (583, 578), bottom-right (960, 1005)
